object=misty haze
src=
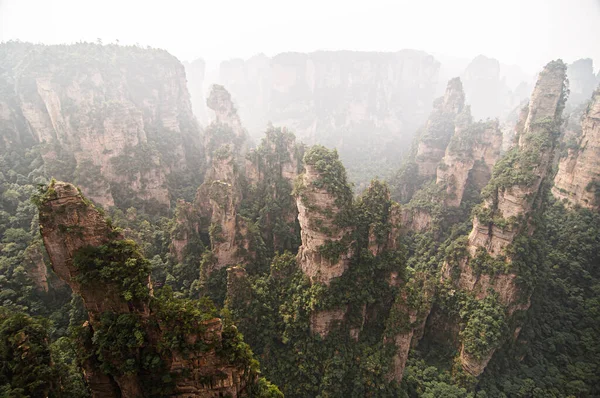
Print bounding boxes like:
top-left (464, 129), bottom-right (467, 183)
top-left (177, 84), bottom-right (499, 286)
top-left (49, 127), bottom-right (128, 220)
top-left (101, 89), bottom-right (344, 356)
top-left (0, 1), bottom-right (599, 397)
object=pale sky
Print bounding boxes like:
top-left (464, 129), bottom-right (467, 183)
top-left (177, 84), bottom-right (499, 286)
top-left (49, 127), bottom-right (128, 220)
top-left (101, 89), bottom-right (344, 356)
top-left (1, 0), bottom-right (599, 73)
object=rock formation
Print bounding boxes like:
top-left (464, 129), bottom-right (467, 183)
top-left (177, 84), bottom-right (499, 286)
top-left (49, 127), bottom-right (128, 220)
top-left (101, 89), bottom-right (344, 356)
top-left (553, 87), bottom-right (600, 210)
top-left (441, 60), bottom-right (568, 376)
top-left (295, 146), bottom-right (354, 285)
top-left (392, 77), bottom-right (467, 205)
top-left (385, 274), bottom-right (435, 384)
top-left (215, 50), bottom-right (440, 184)
top-left (245, 126), bottom-right (303, 252)
top-left (414, 78), bottom-right (467, 179)
top-left (38, 180), bottom-right (272, 397)
top-left (436, 116), bottom-right (503, 207)
top-left (197, 147), bottom-right (249, 271)
top-left (204, 84), bottom-right (250, 165)
top-left (172, 88), bottom-right (302, 273)
top-left (0, 42), bottom-right (203, 210)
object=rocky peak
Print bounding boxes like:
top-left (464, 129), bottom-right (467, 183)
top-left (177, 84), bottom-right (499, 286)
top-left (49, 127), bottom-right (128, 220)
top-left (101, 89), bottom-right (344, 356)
top-left (440, 60), bottom-right (568, 377)
top-left (38, 180), bottom-right (272, 397)
top-left (471, 60), bottom-right (568, 258)
top-left (207, 84), bottom-right (240, 125)
top-left (436, 118), bottom-right (503, 207)
top-left (295, 146), bottom-right (354, 286)
top-left (553, 87), bottom-right (600, 210)
top-left (414, 77), bottom-right (467, 179)
top-left (441, 77), bottom-right (466, 114)
top-left (204, 84), bottom-right (250, 165)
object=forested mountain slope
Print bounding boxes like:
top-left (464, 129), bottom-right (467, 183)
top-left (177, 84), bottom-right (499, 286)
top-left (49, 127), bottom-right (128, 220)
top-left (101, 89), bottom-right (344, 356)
top-left (0, 42), bottom-right (598, 397)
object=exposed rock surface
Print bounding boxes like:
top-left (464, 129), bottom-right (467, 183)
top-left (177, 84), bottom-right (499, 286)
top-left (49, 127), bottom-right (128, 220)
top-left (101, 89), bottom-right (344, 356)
top-left (385, 275), bottom-right (435, 384)
top-left (0, 42), bottom-right (203, 210)
top-left (216, 50), bottom-right (440, 183)
top-left (553, 88), bottom-right (600, 210)
top-left (39, 181), bottom-right (264, 397)
top-left (441, 60), bottom-right (568, 376)
top-left (414, 78), bottom-right (467, 179)
top-left (436, 117), bottom-right (503, 207)
top-left (295, 158), bottom-right (353, 285)
top-left (204, 84), bottom-right (250, 165)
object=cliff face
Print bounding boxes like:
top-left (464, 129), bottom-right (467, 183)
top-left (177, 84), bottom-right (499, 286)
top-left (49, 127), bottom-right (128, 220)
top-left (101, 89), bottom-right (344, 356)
top-left (245, 126), bottom-right (303, 252)
top-left (441, 60), bottom-right (568, 376)
top-left (553, 88), bottom-right (600, 210)
top-left (214, 51), bottom-right (440, 184)
top-left (0, 42), bottom-right (203, 210)
top-left (38, 181), bottom-right (269, 397)
top-left (436, 117), bottom-right (503, 207)
top-left (415, 78), bottom-right (466, 179)
top-left (295, 147), bottom-right (354, 285)
top-left (392, 77), bottom-right (467, 205)
top-left (197, 148), bottom-right (248, 271)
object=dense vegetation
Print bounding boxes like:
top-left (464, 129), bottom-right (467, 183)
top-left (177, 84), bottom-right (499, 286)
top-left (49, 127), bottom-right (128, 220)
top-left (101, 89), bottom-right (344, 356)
top-left (0, 43), bottom-right (598, 397)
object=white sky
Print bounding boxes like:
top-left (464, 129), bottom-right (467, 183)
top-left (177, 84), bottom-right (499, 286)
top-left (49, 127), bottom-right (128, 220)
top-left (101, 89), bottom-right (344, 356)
top-left (1, 0), bottom-right (599, 73)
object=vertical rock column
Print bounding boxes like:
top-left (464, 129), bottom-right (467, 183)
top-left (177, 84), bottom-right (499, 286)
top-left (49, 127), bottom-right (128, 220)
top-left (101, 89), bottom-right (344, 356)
top-left (442, 60), bottom-right (568, 377)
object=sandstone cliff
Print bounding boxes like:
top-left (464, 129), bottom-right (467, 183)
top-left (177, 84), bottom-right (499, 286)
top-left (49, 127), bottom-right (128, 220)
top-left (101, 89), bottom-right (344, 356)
top-left (214, 50), bottom-right (440, 184)
top-left (391, 77), bottom-right (467, 206)
top-left (436, 117), bottom-right (503, 207)
top-left (38, 180), bottom-right (272, 397)
top-left (441, 60), bottom-right (568, 376)
top-left (553, 87), bottom-right (600, 210)
top-left (204, 84), bottom-right (250, 165)
top-left (295, 146), bottom-right (354, 285)
top-left (414, 77), bottom-right (467, 179)
top-left (0, 42), bottom-right (203, 210)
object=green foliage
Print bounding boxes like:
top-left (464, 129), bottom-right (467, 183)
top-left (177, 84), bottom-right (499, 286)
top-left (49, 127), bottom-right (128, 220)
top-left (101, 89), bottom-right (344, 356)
top-left (459, 293), bottom-right (507, 360)
top-left (92, 312), bottom-right (146, 375)
top-left (72, 239), bottom-right (151, 302)
top-left (447, 121), bottom-right (495, 160)
top-left (303, 145), bottom-right (353, 206)
top-left (478, 200), bottom-right (600, 397)
top-left (151, 287), bottom-right (218, 353)
top-left (469, 248), bottom-right (508, 276)
top-left (0, 309), bottom-right (53, 396)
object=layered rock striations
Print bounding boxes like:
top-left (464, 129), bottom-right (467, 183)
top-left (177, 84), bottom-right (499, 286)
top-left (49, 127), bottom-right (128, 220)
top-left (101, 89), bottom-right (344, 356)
top-left (38, 180), bottom-right (273, 397)
top-left (441, 60), bottom-right (569, 376)
top-left (0, 42), bottom-right (203, 209)
top-left (295, 146), bottom-right (354, 285)
top-left (436, 116), bottom-right (503, 207)
top-left (553, 87), bottom-right (600, 210)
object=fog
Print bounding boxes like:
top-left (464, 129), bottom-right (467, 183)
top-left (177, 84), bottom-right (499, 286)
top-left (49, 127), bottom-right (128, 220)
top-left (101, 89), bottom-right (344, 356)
top-left (1, 0), bottom-right (599, 73)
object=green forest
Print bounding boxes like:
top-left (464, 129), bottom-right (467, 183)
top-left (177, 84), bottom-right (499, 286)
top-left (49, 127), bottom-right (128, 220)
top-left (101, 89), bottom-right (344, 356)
top-left (0, 42), bottom-right (599, 398)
